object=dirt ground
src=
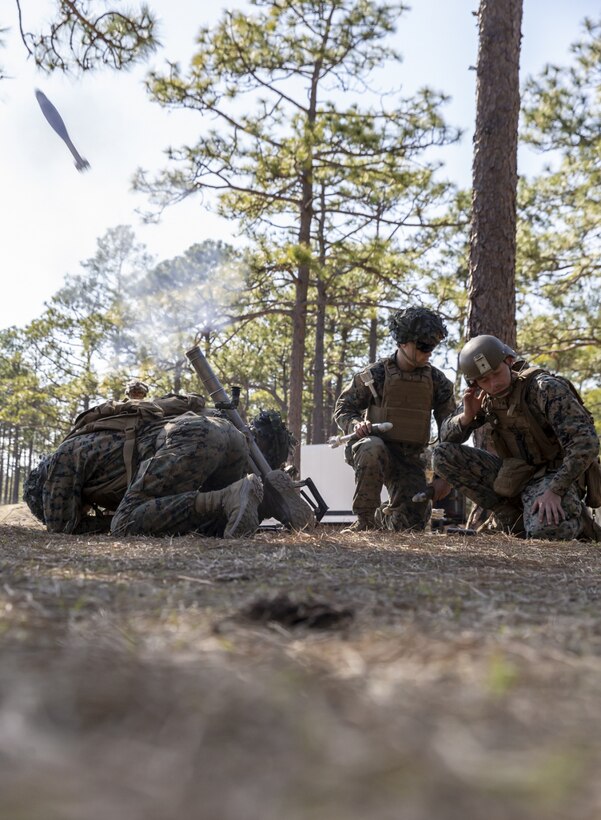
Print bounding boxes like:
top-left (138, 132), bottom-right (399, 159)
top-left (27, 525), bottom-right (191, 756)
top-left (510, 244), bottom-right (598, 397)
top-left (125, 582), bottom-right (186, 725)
top-left (1, 503), bottom-right (601, 820)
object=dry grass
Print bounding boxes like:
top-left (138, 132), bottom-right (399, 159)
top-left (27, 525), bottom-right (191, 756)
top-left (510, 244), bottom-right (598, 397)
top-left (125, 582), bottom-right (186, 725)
top-left (1, 503), bottom-right (601, 820)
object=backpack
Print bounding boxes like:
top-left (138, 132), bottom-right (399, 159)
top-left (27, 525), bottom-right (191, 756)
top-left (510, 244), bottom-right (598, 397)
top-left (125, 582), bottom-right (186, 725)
top-left (64, 396), bottom-right (207, 485)
top-left (64, 400), bottom-right (165, 484)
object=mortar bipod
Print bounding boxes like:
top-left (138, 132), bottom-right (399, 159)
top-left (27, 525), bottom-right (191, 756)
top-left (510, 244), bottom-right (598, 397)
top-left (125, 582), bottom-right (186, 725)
top-left (294, 476), bottom-right (328, 522)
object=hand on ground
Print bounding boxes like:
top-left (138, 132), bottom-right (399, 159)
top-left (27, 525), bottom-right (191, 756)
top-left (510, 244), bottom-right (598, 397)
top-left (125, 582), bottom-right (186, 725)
top-left (531, 489), bottom-right (565, 525)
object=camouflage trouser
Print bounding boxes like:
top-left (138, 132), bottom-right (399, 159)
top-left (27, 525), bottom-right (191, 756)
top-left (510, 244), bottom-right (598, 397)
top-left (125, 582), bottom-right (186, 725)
top-left (111, 414), bottom-right (250, 536)
top-left (433, 442), bottom-right (583, 540)
top-left (348, 436), bottom-right (430, 531)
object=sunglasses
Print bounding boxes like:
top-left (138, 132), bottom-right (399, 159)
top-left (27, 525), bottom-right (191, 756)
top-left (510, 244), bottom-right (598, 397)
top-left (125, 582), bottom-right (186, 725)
top-left (415, 340), bottom-right (437, 353)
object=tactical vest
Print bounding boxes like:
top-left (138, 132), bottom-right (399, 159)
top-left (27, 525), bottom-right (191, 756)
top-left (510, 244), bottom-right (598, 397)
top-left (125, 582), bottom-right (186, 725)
top-left (364, 359), bottom-right (433, 446)
top-left (483, 367), bottom-right (562, 467)
top-left (483, 366), bottom-right (601, 507)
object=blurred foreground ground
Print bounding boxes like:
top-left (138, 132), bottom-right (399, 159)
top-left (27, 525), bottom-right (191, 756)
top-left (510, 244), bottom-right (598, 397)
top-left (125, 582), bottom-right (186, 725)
top-left (1, 503), bottom-right (600, 820)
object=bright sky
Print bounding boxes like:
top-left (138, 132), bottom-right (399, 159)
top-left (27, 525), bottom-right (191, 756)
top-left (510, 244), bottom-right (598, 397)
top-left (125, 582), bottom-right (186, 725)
top-left (0, 0), bottom-right (597, 331)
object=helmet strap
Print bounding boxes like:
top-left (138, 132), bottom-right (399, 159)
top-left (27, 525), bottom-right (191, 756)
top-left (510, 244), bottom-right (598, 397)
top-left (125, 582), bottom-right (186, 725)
top-left (396, 344), bottom-right (418, 370)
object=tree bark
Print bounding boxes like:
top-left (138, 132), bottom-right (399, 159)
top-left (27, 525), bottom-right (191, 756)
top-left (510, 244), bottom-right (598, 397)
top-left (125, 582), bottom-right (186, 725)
top-left (3, 425), bottom-right (13, 505)
top-left (311, 278), bottom-right (327, 444)
top-left (27, 438), bottom-right (34, 476)
top-left (289, 213), bottom-right (312, 465)
top-left (330, 327), bottom-right (349, 436)
top-left (0, 424), bottom-right (5, 504)
top-left (310, 185), bottom-right (328, 445)
top-left (288, 62), bottom-right (320, 466)
top-left (11, 425), bottom-right (21, 504)
top-left (468, 0), bottom-right (523, 348)
top-left (369, 317), bottom-right (378, 363)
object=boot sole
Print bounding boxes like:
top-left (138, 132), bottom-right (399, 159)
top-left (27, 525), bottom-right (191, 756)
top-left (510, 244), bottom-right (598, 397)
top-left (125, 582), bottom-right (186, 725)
top-left (263, 470), bottom-right (315, 531)
top-left (224, 475), bottom-right (264, 538)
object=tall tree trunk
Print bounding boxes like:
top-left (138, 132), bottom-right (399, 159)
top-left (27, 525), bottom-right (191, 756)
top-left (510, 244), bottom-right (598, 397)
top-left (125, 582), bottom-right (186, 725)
top-left (289, 65), bottom-right (319, 466)
top-left (3, 425), bottom-right (13, 505)
top-left (27, 437), bottom-right (34, 476)
top-left (324, 379), bottom-right (335, 438)
top-left (310, 186), bottom-right (328, 445)
top-left (368, 316), bottom-right (378, 363)
top-left (289, 201), bottom-right (312, 464)
top-left (11, 425), bottom-right (21, 504)
top-left (0, 424), bottom-right (5, 504)
top-left (331, 327), bottom-right (350, 436)
top-left (468, 0), bottom-right (523, 348)
top-left (311, 279), bottom-right (327, 444)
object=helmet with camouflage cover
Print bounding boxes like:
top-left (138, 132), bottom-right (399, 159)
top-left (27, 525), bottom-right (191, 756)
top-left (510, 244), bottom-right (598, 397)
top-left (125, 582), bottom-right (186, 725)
top-left (458, 335), bottom-right (516, 382)
top-left (125, 379), bottom-right (149, 398)
top-left (388, 306), bottom-right (447, 346)
top-left (250, 409), bottom-right (297, 469)
top-left (23, 455), bottom-right (52, 523)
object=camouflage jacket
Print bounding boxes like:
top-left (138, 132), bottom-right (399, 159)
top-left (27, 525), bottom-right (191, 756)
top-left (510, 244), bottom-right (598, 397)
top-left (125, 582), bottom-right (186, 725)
top-left (334, 352), bottom-right (456, 444)
top-left (43, 403), bottom-right (221, 534)
top-left (441, 370), bottom-right (600, 496)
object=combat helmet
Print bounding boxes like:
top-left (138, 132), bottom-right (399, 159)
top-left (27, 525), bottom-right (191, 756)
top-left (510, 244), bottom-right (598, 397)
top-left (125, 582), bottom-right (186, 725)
top-left (250, 409), bottom-right (297, 469)
top-left (23, 456), bottom-right (52, 523)
top-left (125, 379), bottom-right (149, 397)
top-left (388, 306), bottom-right (447, 346)
top-left (458, 335), bottom-right (516, 382)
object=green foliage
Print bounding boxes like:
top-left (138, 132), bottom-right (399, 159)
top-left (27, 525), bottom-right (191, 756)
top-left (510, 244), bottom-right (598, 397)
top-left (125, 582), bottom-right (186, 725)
top-left (4, 5), bottom-right (601, 489)
top-left (518, 18), bottom-right (601, 399)
top-left (10, 0), bottom-right (157, 75)
top-left (0, 226), bottom-right (160, 466)
top-left (0, 326), bottom-right (66, 506)
top-left (136, 0), bottom-right (461, 440)
top-left (210, 310), bottom-right (295, 417)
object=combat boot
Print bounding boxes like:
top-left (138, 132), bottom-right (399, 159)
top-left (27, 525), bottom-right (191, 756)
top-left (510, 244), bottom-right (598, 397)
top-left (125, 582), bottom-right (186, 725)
top-left (490, 501), bottom-right (525, 536)
top-left (260, 469), bottom-right (316, 531)
top-left (195, 474), bottom-right (264, 538)
top-left (580, 505), bottom-right (601, 542)
top-left (341, 512), bottom-right (377, 533)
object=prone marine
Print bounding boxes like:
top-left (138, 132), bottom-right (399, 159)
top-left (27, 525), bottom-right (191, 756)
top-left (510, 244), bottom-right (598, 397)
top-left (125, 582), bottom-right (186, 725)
top-left (25, 393), bottom-right (312, 538)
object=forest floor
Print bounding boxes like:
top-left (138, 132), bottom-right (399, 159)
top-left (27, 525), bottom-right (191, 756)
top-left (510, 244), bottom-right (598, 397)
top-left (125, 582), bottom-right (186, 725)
top-left (1, 503), bottom-right (601, 820)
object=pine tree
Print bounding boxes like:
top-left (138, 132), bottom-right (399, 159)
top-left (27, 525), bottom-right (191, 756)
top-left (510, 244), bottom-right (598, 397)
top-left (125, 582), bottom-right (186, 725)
top-left (135, 0), bottom-right (459, 449)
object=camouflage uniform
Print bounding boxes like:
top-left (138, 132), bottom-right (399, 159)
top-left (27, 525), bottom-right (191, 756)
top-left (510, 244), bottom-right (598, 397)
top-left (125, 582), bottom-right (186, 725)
top-left (36, 395), bottom-right (307, 536)
top-left (42, 411), bottom-right (249, 537)
top-left (434, 370), bottom-right (600, 540)
top-left (111, 414), bottom-right (250, 536)
top-left (334, 353), bottom-right (455, 531)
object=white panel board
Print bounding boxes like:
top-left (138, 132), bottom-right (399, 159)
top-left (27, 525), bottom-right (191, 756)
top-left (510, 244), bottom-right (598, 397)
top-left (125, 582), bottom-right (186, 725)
top-left (300, 444), bottom-right (388, 523)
